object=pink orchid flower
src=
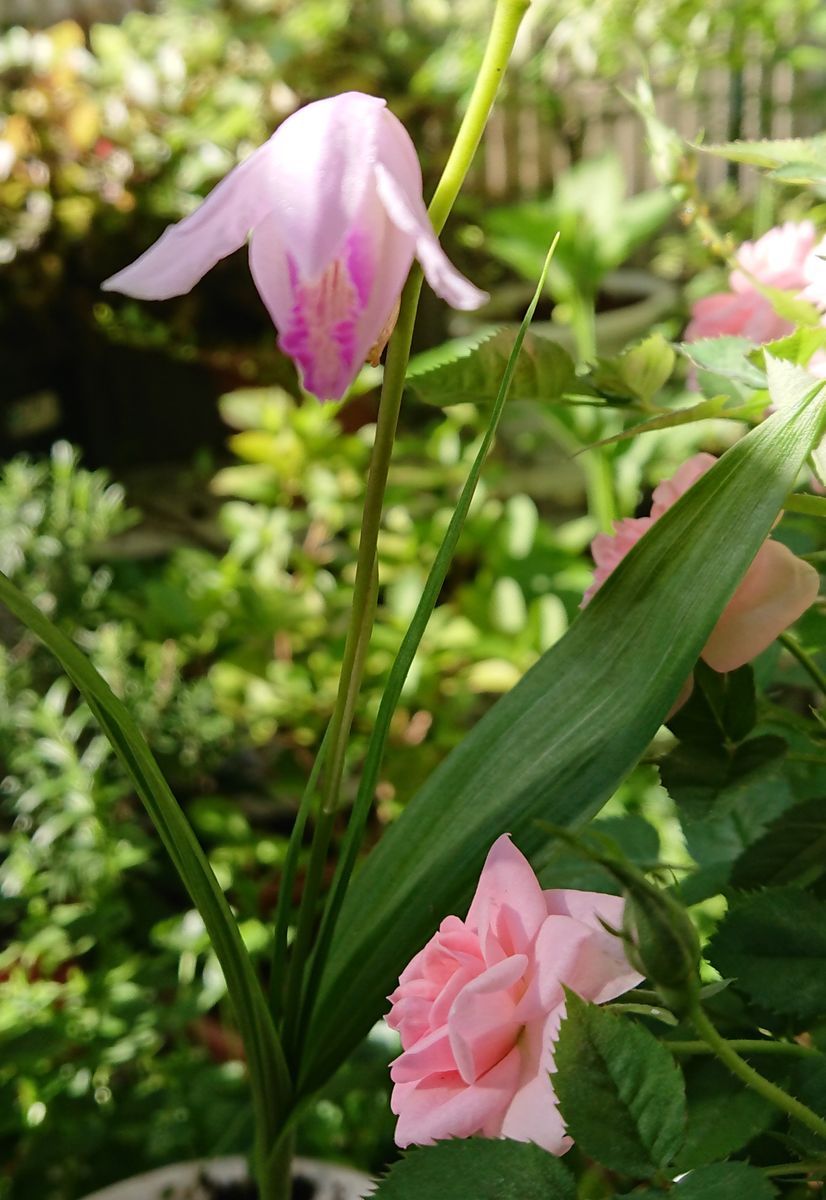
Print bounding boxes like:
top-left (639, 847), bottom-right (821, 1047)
top-left (386, 834), bottom-right (642, 1154)
top-left (582, 454), bottom-right (819, 705)
top-left (103, 92), bottom-right (487, 402)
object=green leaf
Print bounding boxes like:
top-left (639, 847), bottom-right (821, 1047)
top-left (404, 325), bottom-right (501, 381)
top-left (592, 333), bottom-right (676, 405)
top-left (539, 812), bottom-right (660, 893)
top-left (670, 1162), bottom-right (776, 1199)
top-left (677, 1058), bottom-right (777, 1169)
top-left (787, 1055), bottom-right (826, 1153)
top-left (587, 395), bottom-right (741, 451)
top-left (368, 1139), bottom-right (576, 1200)
top-left (756, 326), bottom-right (826, 371)
top-left (405, 328), bottom-right (578, 408)
top-left (708, 888), bottom-right (826, 1020)
top-left (784, 492), bottom-right (826, 518)
top-left (0, 573), bottom-right (291, 1149)
top-left (697, 133), bottom-right (826, 170)
top-left (553, 992), bottom-right (686, 1176)
top-left (300, 357), bottom-right (826, 1094)
top-left (669, 661), bottom-right (757, 746)
top-left (679, 337), bottom-right (767, 390)
top-left (297, 245), bottom-right (560, 1050)
top-left (731, 797), bottom-right (826, 889)
top-left (750, 280), bottom-right (822, 328)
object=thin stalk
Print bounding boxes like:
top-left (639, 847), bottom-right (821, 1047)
top-left (763, 1160), bottom-right (826, 1178)
top-left (583, 447), bottom-right (617, 531)
top-left (690, 1003), bottom-right (826, 1142)
top-left (294, 241), bottom-right (559, 1082)
top-left (268, 730), bottom-right (329, 1021)
top-left (426, 0), bottom-right (531, 237)
top-left (779, 630), bottom-right (826, 695)
top-left (281, 564), bottom-right (377, 1061)
top-left (666, 1038), bottom-right (816, 1059)
top-left (260, 1128), bottom-right (295, 1200)
top-left (281, 0), bottom-right (533, 1058)
top-left (567, 292), bottom-right (616, 530)
top-left (317, 0), bottom-right (531, 821)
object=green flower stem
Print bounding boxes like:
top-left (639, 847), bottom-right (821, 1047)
top-left (260, 1128), bottom-right (295, 1200)
top-left (763, 1160), bottom-right (826, 1178)
top-left (279, 0), bottom-right (533, 1058)
top-left (427, 0), bottom-right (531, 237)
top-left (690, 1003), bottom-right (826, 1142)
top-left (317, 0), bottom-right (531, 822)
top-left (281, 563), bottom-right (377, 1062)
top-left (779, 630), bottom-right (826, 695)
top-left (583, 446), bottom-right (617, 531)
top-left (666, 1038), bottom-right (816, 1059)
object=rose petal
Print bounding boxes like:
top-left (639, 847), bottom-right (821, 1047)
top-left (448, 955), bottom-right (527, 1084)
top-left (540, 896), bottom-right (643, 1004)
top-left (498, 1008), bottom-right (571, 1154)
top-left (466, 835), bottom-right (549, 953)
top-left (684, 291), bottom-right (792, 344)
top-left (392, 1046), bottom-right (522, 1148)
top-left (650, 453), bottom-right (717, 518)
top-left (390, 1025), bottom-right (457, 1084)
top-left (702, 538), bottom-right (820, 673)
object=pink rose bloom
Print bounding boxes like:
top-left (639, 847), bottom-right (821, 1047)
top-left (729, 220), bottom-right (816, 294)
top-left (802, 233), bottom-right (826, 310)
top-left (103, 92), bottom-right (486, 402)
top-left (685, 221), bottom-right (821, 347)
top-left (684, 289), bottom-right (792, 345)
top-left (386, 834), bottom-right (642, 1154)
top-left (582, 453), bottom-right (820, 678)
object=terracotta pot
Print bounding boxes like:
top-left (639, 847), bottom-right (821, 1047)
top-left (80, 1155), bottom-right (372, 1200)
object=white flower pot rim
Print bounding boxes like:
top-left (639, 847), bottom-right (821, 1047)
top-left (79, 1155), bottom-right (373, 1200)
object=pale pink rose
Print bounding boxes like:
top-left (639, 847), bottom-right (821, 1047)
top-left (103, 92), bottom-right (486, 401)
top-left (685, 221), bottom-right (824, 349)
top-left (582, 453), bottom-right (820, 682)
top-left (730, 220), bottom-right (816, 294)
top-left (684, 289), bottom-right (793, 345)
top-left (386, 834), bottom-right (642, 1154)
top-left (800, 233), bottom-right (826, 310)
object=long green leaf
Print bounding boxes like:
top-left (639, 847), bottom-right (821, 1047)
top-left (0, 577), bottom-right (291, 1148)
top-left (295, 241), bottom-right (559, 1052)
top-left (299, 360), bottom-right (826, 1093)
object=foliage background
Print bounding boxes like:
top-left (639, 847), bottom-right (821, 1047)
top-left (2, 1), bottom-right (826, 1198)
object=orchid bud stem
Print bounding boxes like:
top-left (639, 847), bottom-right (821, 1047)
top-left (278, 0), bottom-right (533, 1100)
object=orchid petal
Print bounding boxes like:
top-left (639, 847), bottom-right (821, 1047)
top-left (102, 138), bottom-right (279, 299)
top-left (265, 91), bottom-right (387, 281)
top-left (374, 111), bottom-right (488, 311)
top-left (251, 189), bottom-right (415, 401)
